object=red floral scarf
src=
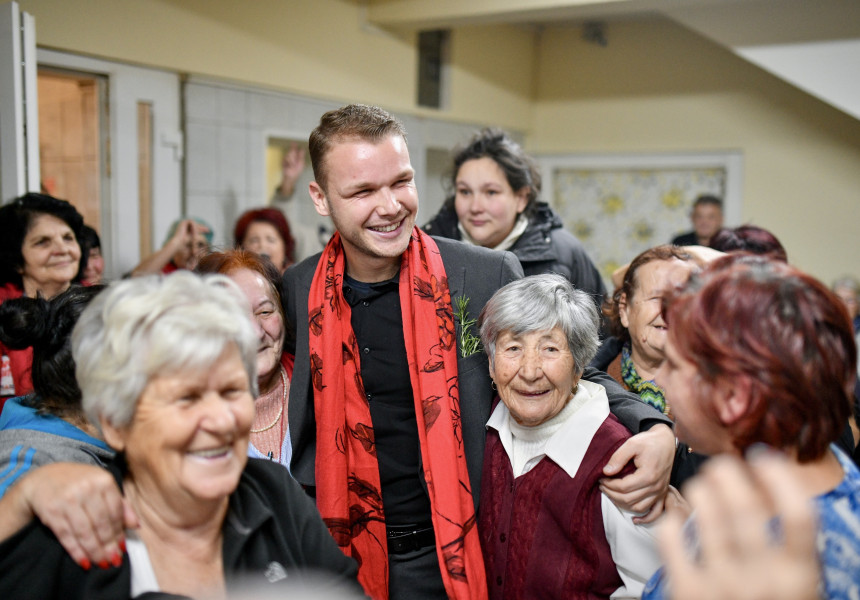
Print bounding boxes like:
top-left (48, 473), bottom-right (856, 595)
top-left (308, 228), bottom-right (487, 600)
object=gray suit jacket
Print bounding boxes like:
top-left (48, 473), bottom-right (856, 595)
top-left (283, 236), bottom-right (670, 507)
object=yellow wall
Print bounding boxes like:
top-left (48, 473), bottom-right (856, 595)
top-left (19, 0), bottom-right (534, 128)
top-left (18, 1), bottom-right (860, 282)
top-left (447, 24), bottom-right (536, 128)
top-left (532, 19), bottom-right (860, 283)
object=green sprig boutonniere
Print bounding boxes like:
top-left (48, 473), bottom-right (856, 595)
top-left (453, 296), bottom-right (482, 358)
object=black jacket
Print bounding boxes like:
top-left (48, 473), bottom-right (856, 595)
top-left (284, 237), bottom-right (671, 509)
top-left (423, 203), bottom-right (607, 310)
top-left (0, 458), bottom-right (360, 599)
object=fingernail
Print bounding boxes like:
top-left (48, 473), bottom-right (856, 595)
top-left (79, 558), bottom-right (91, 571)
top-left (111, 552), bottom-right (122, 567)
top-left (98, 560), bottom-right (109, 570)
top-left (119, 538), bottom-right (127, 553)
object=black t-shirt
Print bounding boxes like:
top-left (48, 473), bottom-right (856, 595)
top-left (343, 274), bottom-right (432, 526)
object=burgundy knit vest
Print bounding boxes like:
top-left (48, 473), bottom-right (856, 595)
top-left (479, 413), bottom-right (632, 600)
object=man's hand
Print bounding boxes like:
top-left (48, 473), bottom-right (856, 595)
top-left (0, 463), bottom-right (137, 569)
top-left (659, 452), bottom-right (819, 600)
top-left (600, 423), bottom-right (674, 522)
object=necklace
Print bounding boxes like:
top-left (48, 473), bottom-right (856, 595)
top-left (251, 367), bottom-right (287, 434)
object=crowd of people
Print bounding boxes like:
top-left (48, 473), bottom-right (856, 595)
top-left (0, 103), bottom-right (857, 599)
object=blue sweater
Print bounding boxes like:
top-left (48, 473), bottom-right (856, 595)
top-left (643, 445), bottom-right (860, 600)
top-left (0, 396), bottom-right (113, 498)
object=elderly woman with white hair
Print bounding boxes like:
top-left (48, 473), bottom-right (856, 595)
top-left (0, 271), bottom-right (358, 599)
top-left (478, 274), bottom-right (661, 599)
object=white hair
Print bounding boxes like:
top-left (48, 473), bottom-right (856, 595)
top-left (72, 271), bottom-right (259, 428)
top-left (478, 273), bottom-right (600, 376)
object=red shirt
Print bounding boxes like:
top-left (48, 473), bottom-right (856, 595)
top-left (0, 282), bottom-right (32, 413)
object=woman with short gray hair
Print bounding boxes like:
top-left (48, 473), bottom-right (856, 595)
top-left (0, 271), bottom-right (358, 599)
top-left (477, 273), bottom-right (661, 599)
top-left (73, 270), bottom-right (260, 428)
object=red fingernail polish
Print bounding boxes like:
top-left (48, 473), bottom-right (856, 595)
top-left (119, 538), bottom-right (127, 553)
top-left (98, 560), bottom-right (109, 570)
top-left (79, 558), bottom-right (91, 571)
top-left (111, 552), bottom-right (122, 567)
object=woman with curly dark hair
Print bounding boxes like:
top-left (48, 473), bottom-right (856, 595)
top-left (423, 128), bottom-right (606, 312)
top-left (0, 193), bottom-right (84, 403)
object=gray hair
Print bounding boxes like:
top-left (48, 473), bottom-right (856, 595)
top-left (478, 273), bottom-right (600, 376)
top-left (833, 276), bottom-right (860, 295)
top-left (72, 271), bottom-right (259, 428)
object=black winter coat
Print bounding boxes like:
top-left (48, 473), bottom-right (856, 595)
top-left (423, 202), bottom-right (607, 311)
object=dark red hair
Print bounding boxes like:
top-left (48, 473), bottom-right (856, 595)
top-left (664, 255), bottom-right (855, 461)
top-left (709, 225), bottom-right (788, 262)
top-left (233, 208), bottom-right (296, 267)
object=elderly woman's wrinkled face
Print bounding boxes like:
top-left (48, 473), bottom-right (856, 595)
top-left (620, 259), bottom-right (696, 367)
top-left (19, 213), bottom-right (81, 294)
top-left (103, 343), bottom-right (254, 504)
top-left (229, 268), bottom-right (285, 384)
top-left (454, 157), bottom-right (528, 249)
top-left (242, 221), bottom-right (287, 271)
top-left (490, 327), bottom-right (578, 427)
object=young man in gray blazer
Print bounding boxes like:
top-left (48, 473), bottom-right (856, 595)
top-left (284, 104), bottom-right (675, 600)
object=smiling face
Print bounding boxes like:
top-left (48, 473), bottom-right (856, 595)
top-left (491, 327), bottom-right (578, 427)
top-left (228, 268), bottom-right (285, 389)
top-left (309, 134), bottom-right (417, 282)
top-left (454, 157), bottom-right (529, 249)
top-left (620, 258), bottom-right (696, 374)
top-left (101, 343), bottom-right (254, 510)
top-left (242, 221), bottom-right (287, 271)
top-left (19, 213), bottom-right (81, 298)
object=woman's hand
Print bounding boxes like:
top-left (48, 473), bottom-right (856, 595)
top-left (600, 423), bottom-right (674, 522)
top-left (659, 452), bottom-right (819, 600)
top-left (277, 143), bottom-right (306, 198)
top-left (0, 463), bottom-right (137, 569)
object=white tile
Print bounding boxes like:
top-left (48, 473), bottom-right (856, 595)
top-left (218, 88), bottom-right (247, 126)
top-left (218, 125), bottom-right (248, 196)
top-left (185, 83), bottom-right (219, 122)
top-left (246, 127), bottom-right (266, 200)
top-left (185, 122), bottom-right (220, 194)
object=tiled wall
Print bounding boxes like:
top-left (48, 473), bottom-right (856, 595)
top-left (184, 78), bottom-right (496, 250)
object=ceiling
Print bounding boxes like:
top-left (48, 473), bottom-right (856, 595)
top-left (360, 0), bottom-right (860, 120)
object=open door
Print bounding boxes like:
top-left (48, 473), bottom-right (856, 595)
top-left (36, 50), bottom-right (183, 278)
top-left (0, 1), bottom-right (39, 200)
top-left (0, 2), bottom-right (183, 277)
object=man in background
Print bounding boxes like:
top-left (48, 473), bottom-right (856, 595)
top-left (671, 194), bottom-right (723, 247)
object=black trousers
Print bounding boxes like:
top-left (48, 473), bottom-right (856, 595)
top-left (388, 543), bottom-right (447, 599)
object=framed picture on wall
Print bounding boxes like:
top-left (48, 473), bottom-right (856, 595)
top-left (538, 151), bottom-right (743, 290)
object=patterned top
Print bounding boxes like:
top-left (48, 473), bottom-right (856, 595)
top-left (619, 342), bottom-right (669, 416)
top-left (642, 445), bottom-right (860, 600)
